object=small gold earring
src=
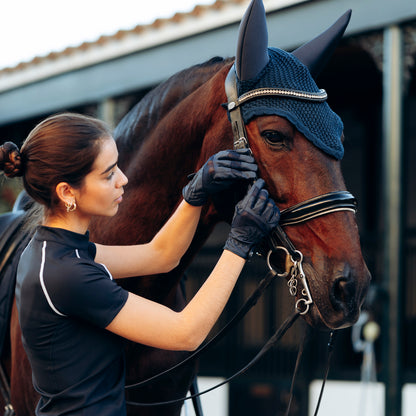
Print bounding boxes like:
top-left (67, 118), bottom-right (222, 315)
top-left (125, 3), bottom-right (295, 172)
top-left (65, 200), bottom-right (77, 212)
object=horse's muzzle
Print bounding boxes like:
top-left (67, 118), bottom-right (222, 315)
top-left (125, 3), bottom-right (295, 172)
top-left (329, 265), bottom-right (371, 328)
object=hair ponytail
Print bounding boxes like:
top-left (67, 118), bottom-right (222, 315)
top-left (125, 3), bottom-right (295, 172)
top-left (0, 141), bottom-right (23, 178)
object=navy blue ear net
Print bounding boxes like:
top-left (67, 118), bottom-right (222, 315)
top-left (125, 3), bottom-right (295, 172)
top-left (234, 0), bottom-right (351, 160)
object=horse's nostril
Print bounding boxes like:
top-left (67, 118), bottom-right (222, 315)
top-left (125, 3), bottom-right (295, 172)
top-left (331, 276), bottom-right (357, 313)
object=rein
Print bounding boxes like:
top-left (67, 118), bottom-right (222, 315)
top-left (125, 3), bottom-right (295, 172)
top-left (125, 267), bottom-right (279, 390)
top-left (125, 64), bottom-right (356, 412)
top-left (126, 311), bottom-right (301, 408)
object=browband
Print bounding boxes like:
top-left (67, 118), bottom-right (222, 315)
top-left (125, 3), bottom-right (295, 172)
top-left (229, 87), bottom-right (327, 110)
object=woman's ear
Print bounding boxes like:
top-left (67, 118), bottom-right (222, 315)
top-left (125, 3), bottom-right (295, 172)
top-left (55, 182), bottom-right (76, 207)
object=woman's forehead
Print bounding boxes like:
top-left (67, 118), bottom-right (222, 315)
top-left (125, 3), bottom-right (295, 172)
top-left (92, 137), bottom-right (118, 172)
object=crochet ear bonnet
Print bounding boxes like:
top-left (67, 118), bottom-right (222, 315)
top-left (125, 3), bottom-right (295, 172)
top-left (234, 0), bottom-right (351, 160)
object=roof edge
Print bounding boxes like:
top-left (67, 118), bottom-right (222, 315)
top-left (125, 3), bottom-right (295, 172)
top-left (0, 0), bottom-right (308, 93)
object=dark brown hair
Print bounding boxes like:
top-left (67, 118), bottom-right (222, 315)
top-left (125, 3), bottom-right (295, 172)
top-left (0, 113), bottom-right (112, 210)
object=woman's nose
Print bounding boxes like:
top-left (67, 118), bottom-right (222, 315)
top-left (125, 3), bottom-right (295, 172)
top-left (117, 167), bottom-right (128, 187)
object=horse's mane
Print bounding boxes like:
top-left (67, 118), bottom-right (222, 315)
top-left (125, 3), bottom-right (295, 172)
top-left (113, 56), bottom-right (233, 152)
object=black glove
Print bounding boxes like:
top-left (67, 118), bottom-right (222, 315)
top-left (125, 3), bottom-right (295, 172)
top-left (224, 179), bottom-right (280, 259)
top-left (182, 149), bottom-right (257, 206)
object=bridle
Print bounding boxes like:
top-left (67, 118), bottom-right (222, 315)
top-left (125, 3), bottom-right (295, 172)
top-left (225, 63), bottom-right (357, 315)
top-left (125, 64), bottom-right (358, 413)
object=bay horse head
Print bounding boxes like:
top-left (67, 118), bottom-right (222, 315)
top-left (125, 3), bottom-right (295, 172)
top-left (218, 0), bottom-right (370, 329)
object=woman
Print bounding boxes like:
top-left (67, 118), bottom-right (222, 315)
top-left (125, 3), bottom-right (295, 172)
top-left (0, 112), bottom-right (280, 415)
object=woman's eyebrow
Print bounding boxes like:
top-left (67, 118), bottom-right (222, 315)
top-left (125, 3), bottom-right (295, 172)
top-left (101, 162), bottom-right (117, 175)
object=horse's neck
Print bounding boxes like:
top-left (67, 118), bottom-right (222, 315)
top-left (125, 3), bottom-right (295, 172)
top-left (114, 58), bottom-right (233, 165)
top-left (92, 62), bottom-right (233, 247)
top-left (128, 71), bottom-right (233, 228)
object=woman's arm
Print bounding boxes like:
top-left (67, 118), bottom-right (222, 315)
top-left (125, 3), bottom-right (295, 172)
top-left (95, 200), bottom-right (202, 278)
top-left (106, 250), bottom-right (244, 350)
top-left (95, 149), bottom-right (257, 278)
top-left (105, 179), bottom-right (280, 351)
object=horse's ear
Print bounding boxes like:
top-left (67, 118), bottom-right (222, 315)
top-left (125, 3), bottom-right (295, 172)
top-left (292, 9), bottom-right (352, 79)
top-left (235, 0), bottom-right (269, 81)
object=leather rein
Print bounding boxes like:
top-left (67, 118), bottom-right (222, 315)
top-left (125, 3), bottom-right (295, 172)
top-left (125, 65), bottom-right (357, 413)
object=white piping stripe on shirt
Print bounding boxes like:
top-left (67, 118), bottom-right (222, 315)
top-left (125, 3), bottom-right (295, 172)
top-left (39, 241), bottom-right (67, 317)
top-left (75, 246), bottom-right (112, 279)
top-left (100, 262), bottom-right (114, 280)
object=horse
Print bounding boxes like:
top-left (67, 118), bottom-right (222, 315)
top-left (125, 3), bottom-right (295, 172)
top-left (3, 1), bottom-right (370, 414)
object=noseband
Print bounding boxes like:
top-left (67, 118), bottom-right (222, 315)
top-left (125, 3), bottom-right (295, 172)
top-left (225, 64), bottom-right (357, 314)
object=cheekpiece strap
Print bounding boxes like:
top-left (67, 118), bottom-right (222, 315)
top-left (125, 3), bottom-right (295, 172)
top-left (225, 64), bottom-right (250, 150)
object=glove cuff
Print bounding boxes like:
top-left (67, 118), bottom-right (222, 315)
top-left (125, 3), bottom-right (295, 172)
top-left (182, 182), bottom-right (207, 206)
top-left (224, 237), bottom-right (252, 260)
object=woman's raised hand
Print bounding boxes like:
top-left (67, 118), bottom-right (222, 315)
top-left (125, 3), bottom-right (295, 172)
top-left (182, 149), bottom-right (257, 206)
top-left (224, 179), bottom-right (280, 259)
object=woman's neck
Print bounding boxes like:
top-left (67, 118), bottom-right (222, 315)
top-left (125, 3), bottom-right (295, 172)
top-left (43, 213), bottom-right (90, 235)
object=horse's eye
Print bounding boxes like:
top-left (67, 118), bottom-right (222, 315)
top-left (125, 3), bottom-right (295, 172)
top-left (262, 130), bottom-right (287, 146)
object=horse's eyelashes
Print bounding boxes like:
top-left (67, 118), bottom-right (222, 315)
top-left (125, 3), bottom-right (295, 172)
top-left (261, 130), bottom-right (292, 149)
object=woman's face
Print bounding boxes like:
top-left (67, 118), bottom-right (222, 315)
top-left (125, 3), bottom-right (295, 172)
top-left (73, 137), bottom-right (128, 220)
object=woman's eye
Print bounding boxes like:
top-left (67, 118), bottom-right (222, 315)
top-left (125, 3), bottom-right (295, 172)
top-left (106, 171), bottom-right (115, 180)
